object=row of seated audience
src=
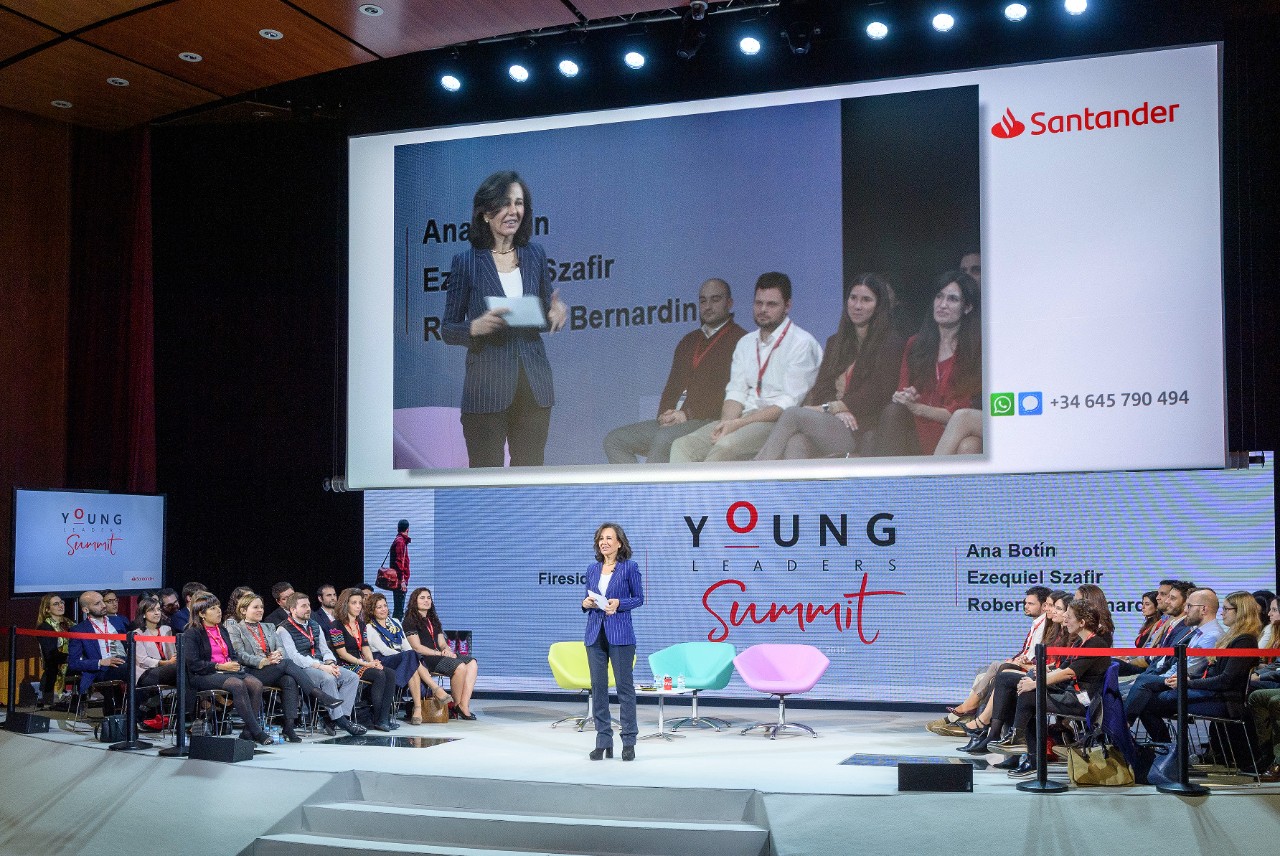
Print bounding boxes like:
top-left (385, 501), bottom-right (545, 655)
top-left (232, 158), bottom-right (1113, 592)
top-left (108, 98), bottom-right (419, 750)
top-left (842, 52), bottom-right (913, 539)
top-left (34, 580), bottom-right (480, 745)
top-left (927, 581), bottom-right (1280, 781)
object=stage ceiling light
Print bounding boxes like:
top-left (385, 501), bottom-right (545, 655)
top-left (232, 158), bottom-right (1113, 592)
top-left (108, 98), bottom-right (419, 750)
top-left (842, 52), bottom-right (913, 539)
top-left (1065, 0), bottom-right (1087, 14)
top-left (676, 9), bottom-right (709, 60)
top-left (624, 51), bottom-right (646, 69)
top-left (1005, 3), bottom-right (1028, 21)
top-left (508, 64), bottom-right (530, 83)
top-left (932, 13), bottom-right (955, 32)
top-left (739, 36), bottom-right (762, 55)
top-left (440, 74), bottom-right (461, 92)
top-left (866, 21), bottom-right (889, 40)
top-left (782, 19), bottom-right (816, 55)
top-left (558, 59), bottom-right (579, 77)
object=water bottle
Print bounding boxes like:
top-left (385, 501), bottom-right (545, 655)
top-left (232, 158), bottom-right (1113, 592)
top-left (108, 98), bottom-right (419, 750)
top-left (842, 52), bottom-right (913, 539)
top-left (677, 674), bottom-right (685, 690)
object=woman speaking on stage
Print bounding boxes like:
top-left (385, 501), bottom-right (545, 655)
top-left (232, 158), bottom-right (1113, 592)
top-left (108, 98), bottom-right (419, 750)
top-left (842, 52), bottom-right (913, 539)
top-left (442, 170), bottom-right (567, 468)
top-left (581, 523), bottom-right (644, 761)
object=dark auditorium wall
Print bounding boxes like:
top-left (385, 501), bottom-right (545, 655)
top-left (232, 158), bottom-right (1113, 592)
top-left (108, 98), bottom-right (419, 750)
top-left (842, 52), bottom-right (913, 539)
top-left (151, 123), bottom-right (362, 604)
top-left (0, 107), bottom-right (72, 630)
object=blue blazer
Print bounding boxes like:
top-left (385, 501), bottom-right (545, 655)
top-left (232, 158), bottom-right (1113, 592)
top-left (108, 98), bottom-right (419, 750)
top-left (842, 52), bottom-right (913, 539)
top-left (583, 559), bottom-right (643, 647)
top-left (66, 618), bottom-right (121, 693)
top-left (442, 243), bottom-right (555, 414)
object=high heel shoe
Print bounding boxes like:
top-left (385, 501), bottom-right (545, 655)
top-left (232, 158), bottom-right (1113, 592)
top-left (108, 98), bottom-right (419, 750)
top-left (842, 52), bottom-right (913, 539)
top-left (589, 747), bottom-right (614, 760)
top-left (433, 691), bottom-right (454, 705)
top-left (240, 728), bottom-right (273, 746)
top-left (281, 727), bottom-right (302, 744)
top-left (622, 746), bottom-right (635, 762)
top-left (410, 708), bottom-right (423, 726)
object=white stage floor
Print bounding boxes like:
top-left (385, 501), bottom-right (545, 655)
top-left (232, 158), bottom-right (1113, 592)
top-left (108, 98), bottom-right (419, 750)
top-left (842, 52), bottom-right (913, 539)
top-left (17, 697), bottom-right (1279, 797)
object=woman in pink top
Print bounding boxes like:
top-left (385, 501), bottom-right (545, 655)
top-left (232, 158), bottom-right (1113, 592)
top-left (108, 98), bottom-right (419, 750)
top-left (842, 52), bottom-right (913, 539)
top-left (181, 592), bottom-right (271, 745)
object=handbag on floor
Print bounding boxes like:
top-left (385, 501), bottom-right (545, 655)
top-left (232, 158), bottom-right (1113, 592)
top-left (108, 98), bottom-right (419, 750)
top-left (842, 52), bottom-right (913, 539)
top-left (422, 696), bottom-right (450, 724)
top-left (1067, 734), bottom-right (1135, 786)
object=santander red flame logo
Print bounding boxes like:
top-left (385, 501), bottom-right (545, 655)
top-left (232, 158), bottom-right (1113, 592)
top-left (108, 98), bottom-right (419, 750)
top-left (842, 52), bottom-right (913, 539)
top-left (991, 108), bottom-right (1026, 139)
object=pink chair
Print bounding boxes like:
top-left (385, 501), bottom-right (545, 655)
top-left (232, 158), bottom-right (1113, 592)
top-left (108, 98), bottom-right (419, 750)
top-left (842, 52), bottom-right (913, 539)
top-left (733, 644), bottom-right (830, 739)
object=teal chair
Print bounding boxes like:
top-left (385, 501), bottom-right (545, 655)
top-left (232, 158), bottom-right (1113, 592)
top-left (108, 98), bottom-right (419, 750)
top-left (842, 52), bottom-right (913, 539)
top-left (647, 641), bottom-right (736, 731)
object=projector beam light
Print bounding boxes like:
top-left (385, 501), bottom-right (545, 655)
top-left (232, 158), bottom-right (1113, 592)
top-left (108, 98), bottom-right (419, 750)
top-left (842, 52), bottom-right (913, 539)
top-left (932, 13), bottom-right (955, 32)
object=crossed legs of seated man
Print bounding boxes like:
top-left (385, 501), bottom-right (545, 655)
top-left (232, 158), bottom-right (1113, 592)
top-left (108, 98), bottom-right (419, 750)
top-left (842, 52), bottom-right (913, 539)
top-left (309, 664), bottom-right (364, 736)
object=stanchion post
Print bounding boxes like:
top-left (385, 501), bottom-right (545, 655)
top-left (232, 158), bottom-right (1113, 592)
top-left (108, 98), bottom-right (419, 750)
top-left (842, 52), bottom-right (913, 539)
top-left (6, 626), bottom-right (16, 719)
top-left (1017, 643), bottom-right (1068, 793)
top-left (1156, 641), bottom-right (1208, 795)
top-left (109, 629), bottom-right (153, 751)
top-left (159, 633), bottom-right (188, 758)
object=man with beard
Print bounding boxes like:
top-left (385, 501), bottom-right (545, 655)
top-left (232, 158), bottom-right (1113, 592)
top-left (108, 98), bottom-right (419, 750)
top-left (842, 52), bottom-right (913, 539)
top-left (603, 278), bottom-right (747, 464)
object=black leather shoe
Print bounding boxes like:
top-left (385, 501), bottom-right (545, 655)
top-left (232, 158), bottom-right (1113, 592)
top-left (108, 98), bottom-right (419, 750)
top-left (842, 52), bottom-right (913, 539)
top-left (318, 719), bottom-right (337, 737)
top-left (315, 692), bottom-right (344, 713)
top-left (282, 728), bottom-right (303, 743)
top-left (589, 747), bottom-right (614, 760)
top-left (993, 753), bottom-right (1023, 770)
top-left (369, 722), bottom-right (392, 733)
top-left (992, 729), bottom-right (1028, 755)
top-left (335, 716), bottom-right (367, 737)
top-left (956, 726), bottom-right (987, 752)
top-left (1008, 757), bottom-right (1037, 778)
top-left (388, 720), bottom-right (401, 730)
top-left (622, 745), bottom-right (635, 762)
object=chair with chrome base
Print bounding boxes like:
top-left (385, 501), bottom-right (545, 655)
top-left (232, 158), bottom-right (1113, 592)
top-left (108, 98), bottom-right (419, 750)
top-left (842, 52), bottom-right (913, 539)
top-left (734, 644), bottom-right (830, 739)
top-left (648, 642), bottom-right (736, 731)
top-left (548, 641), bottom-right (616, 731)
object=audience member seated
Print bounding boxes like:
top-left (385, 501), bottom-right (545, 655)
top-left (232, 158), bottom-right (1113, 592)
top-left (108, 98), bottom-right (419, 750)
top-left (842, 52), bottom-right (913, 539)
top-left (874, 271), bottom-right (981, 456)
top-left (403, 587), bottom-right (479, 719)
top-left (157, 588), bottom-right (181, 628)
top-left (101, 590), bottom-right (129, 632)
top-left (994, 600), bottom-right (1113, 777)
top-left (228, 592), bottom-right (338, 743)
top-left (275, 592), bottom-right (365, 737)
top-left (1073, 583), bottom-right (1116, 643)
top-left (328, 587), bottom-right (398, 732)
top-left (1147, 590), bottom-right (1261, 771)
top-left (1248, 595), bottom-right (1280, 781)
top-left (133, 596), bottom-right (177, 728)
top-left (927, 586), bottom-right (1050, 734)
top-left (957, 591), bottom-right (1073, 754)
top-left (265, 581), bottom-right (295, 626)
top-left (364, 591), bottom-right (452, 725)
top-left (66, 591), bottom-right (129, 717)
top-left (754, 274), bottom-right (904, 460)
top-left (181, 592), bottom-right (273, 745)
top-left (169, 581), bottom-right (207, 633)
top-left (223, 586), bottom-right (254, 628)
top-left (36, 593), bottom-right (72, 706)
top-left (1127, 585), bottom-right (1220, 739)
top-left (313, 584), bottom-right (339, 635)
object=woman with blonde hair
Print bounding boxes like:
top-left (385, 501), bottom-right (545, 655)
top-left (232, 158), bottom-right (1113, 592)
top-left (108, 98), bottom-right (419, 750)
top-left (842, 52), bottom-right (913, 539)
top-left (36, 593), bottom-right (72, 704)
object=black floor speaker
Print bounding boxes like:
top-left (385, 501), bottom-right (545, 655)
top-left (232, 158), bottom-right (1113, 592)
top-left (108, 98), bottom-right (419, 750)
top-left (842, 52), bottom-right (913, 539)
top-left (188, 735), bottom-right (256, 763)
top-left (897, 761), bottom-right (973, 792)
top-left (3, 712), bottom-right (50, 734)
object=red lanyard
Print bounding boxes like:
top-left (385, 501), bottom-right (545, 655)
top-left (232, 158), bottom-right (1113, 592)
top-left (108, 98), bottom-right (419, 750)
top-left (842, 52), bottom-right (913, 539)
top-left (346, 621), bottom-right (362, 650)
top-left (755, 320), bottom-right (791, 395)
top-left (249, 623), bottom-right (269, 654)
top-left (691, 324), bottom-right (732, 370)
top-left (288, 618), bottom-right (316, 654)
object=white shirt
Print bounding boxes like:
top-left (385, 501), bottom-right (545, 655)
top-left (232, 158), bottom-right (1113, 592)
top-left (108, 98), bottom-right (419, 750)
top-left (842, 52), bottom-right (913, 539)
top-left (724, 317), bottom-right (821, 414)
top-left (498, 268), bottom-right (523, 299)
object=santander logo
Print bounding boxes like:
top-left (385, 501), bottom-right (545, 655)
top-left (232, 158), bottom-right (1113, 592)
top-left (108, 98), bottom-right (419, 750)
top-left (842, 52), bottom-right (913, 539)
top-left (991, 100), bottom-right (1181, 139)
top-left (991, 108), bottom-right (1026, 139)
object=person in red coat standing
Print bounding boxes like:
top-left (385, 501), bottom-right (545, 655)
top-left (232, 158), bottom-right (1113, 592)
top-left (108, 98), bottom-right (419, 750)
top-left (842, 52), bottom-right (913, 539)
top-left (390, 519), bottom-right (412, 618)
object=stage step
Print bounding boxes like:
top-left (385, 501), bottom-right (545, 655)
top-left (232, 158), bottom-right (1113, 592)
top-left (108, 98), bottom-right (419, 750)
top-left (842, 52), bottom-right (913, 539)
top-left (253, 832), bottom-right (573, 855)
top-left (296, 800), bottom-right (768, 856)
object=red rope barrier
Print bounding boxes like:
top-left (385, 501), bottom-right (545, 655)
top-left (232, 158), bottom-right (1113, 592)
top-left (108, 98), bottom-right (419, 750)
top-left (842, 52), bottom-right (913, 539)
top-left (1046, 646), bottom-right (1279, 658)
top-left (10, 626), bottom-right (177, 643)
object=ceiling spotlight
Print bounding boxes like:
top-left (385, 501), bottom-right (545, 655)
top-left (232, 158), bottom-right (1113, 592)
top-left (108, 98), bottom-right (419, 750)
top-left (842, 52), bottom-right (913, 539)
top-left (358, 4), bottom-right (383, 15)
top-left (106, 77), bottom-right (129, 87)
top-left (508, 64), bottom-right (529, 83)
top-left (258, 28), bottom-right (283, 40)
top-left (676, 9), bottom-right (708, 60)
top-left (1065, 0), bottom-right (1087, 14)
top-left (688, 0), bottom-right (708, 20)
top-left (558, 59), bottom-right (579, 77)
top-left (932, 13), bottom-right (955, 32)
top-left (51, 100), bottom-right (72, 109)
top-left (624, 51), bottom-right (645, 69)
top-left (739, 36), bottom-right (762, 55)
top-left (866, 21), bottom-right (889, 40)
top-left (782, 19), bottom-right (819, 55)
top-left (1004, 3), bottom-right (1028, 21)
top-left (440, 74), bottom-right (461, 92)
top-left (178, 51), bottom-right (202, 62)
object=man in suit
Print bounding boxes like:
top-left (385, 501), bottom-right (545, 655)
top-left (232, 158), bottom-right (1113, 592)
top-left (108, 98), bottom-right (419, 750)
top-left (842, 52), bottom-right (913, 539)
top-left (265, 581), bottom-right (295, 626)
top-left (1128, 585), bottom-right (1222, 740)
top-left (100, 590), bottom-right (129, 632)
top-left (275, 592), bottom-right (365, 736)
top-left (66, 591), bottom-right (129, 716)
top-left (169, 581), bottom-right (207, 633)
top-left (313, 584), bottom-right (338, 635)
top-left (603, 278), bottom-right (747, 464)
top-left (671, 272), bottom-right (822, 462)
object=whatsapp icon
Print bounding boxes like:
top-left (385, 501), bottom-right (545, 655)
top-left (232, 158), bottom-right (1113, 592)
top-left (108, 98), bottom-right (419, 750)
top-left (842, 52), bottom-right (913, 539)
top-left (990, 392), bottom-right (1016, 417)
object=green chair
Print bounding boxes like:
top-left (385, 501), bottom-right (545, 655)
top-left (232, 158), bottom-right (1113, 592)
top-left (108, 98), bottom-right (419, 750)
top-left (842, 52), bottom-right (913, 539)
top-left (547, 641), bottom-right (614, 731)
top-left (647, 641), bottom-right (736, 731)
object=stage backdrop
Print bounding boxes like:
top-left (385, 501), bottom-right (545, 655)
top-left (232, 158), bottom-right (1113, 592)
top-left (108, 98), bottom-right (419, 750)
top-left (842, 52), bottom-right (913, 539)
top-left (350, 43), bottom-right (1225, 489)
top-left (364, 457), bottom-right (1274, 703)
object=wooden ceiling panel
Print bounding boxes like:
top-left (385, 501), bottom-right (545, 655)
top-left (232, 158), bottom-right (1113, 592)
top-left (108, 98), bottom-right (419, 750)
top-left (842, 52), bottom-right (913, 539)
top-left (0, 7), bottom-right (59, 62)
top-left (571, 0), bottom-right (679, 19)
top-left (288, 0), bottom-right (580, 58)
top-left (0, 39), bottom-right (219, 130)
top-left (0, 0), bottom-right (162, 34)
top-left (81, 0), bottom-right (377, 97)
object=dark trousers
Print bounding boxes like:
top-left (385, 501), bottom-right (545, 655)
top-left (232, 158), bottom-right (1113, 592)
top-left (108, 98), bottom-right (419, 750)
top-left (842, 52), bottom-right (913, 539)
top-left (136, 662), bottom-right (179, 712)
top-left (460, 364), bottom-right (551, 468)
top-left (1148, 689), bottom-right (1260, 764)
top-left (1127, 671), bottom-right (1173, 740)
top-left (392, 588), bottom-right (407, 619)
top-left (1013, 686), bottom-right (1086, 736)
top-left (190, 671), bottom-right (265, 735)
top-left (245, 661), bottom-right (316, 727)
top-left (586, 635), bottom-right (636, 749)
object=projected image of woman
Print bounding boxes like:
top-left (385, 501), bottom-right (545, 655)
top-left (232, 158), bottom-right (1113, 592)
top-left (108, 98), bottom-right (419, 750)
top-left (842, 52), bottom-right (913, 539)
top-left (442, 170), bottom-right (568, 468)
top-left (876, 271), bottom-right (982, 456)
top-left (581, 523), bottom-right (644, 761)
top-left (755, 273), bottom-right (905, 460)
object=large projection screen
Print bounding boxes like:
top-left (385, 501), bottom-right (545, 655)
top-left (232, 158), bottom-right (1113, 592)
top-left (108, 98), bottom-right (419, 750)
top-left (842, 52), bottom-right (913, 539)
top-left (349, 44), bottom-right (1224, 489)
